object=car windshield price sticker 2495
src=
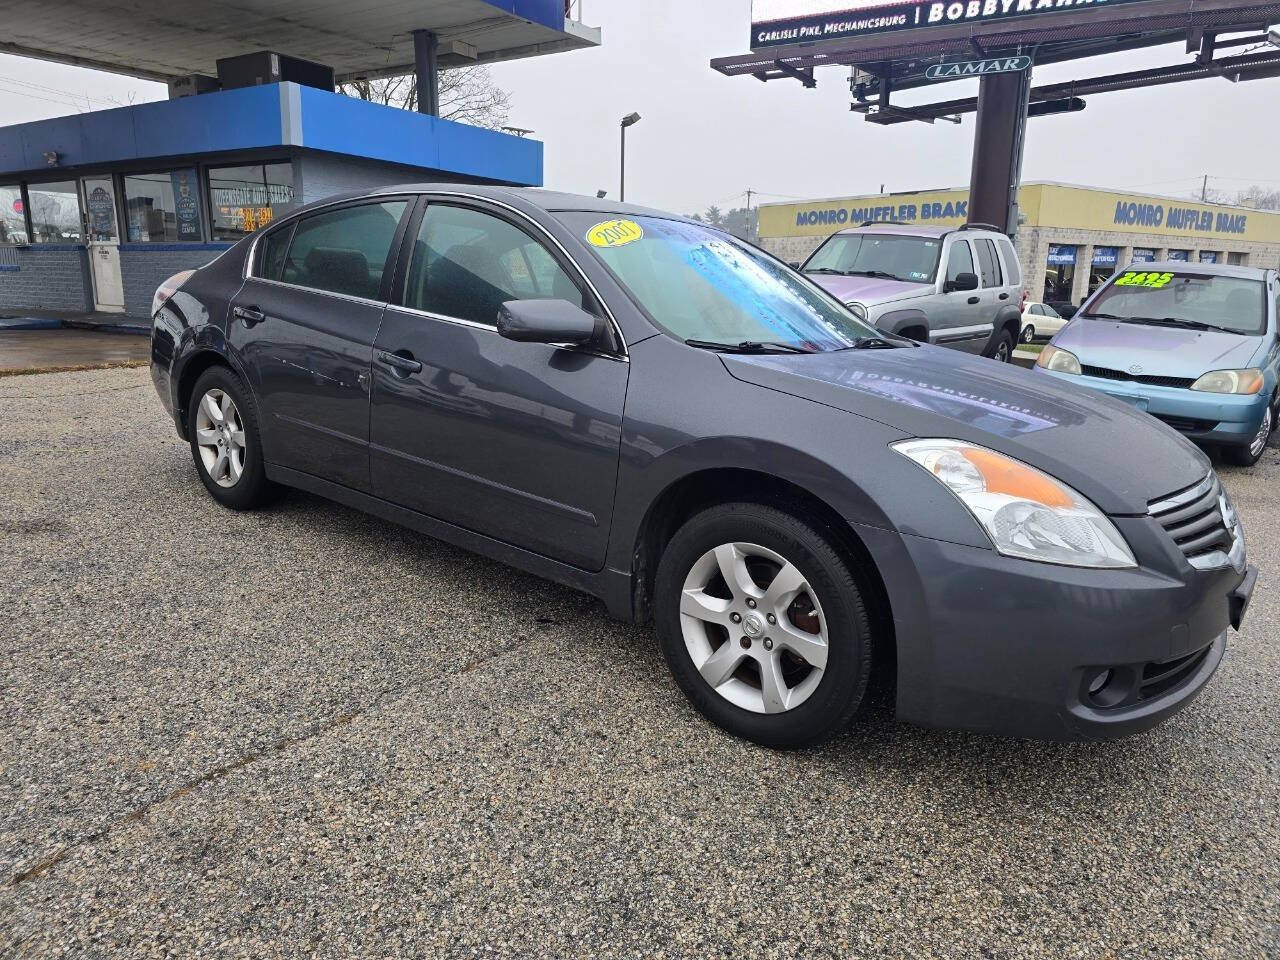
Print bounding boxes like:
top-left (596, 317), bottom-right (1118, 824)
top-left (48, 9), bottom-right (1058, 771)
top-left (1114, 271), bottom-right (1176, 288)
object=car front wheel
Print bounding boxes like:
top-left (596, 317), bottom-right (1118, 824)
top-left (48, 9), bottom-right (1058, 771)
top-left (187, 366), bottom-right (278, 509)
top-left (1223, 403), bottom-right (1274, 467)
top-left (1021, 324), bottom-right (1035, 344)
top-left (654, 502), bottom-right (872, 749)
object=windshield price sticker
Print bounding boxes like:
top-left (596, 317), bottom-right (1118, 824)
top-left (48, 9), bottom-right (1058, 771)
top-left (587, 219), bottom-right (644, 248)
top-left (1115, 271), bottom-right (1175, 289)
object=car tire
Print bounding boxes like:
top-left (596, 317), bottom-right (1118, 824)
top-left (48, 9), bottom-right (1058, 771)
top-left (1021, 324), bottom-right (1035, 344)
top-left (1223, 403), bottom-right (1274, 467)
top-left (989, 328), bottom-right (1016, 363)
top-left (654, 501), bottom-right (872, 749)
top-left (187, 365), bottom-right (278, 509)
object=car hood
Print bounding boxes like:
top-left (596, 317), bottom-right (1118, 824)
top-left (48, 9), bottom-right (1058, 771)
top-left (805, 273), bottom-right (932, 306)
top-left (1054, 317), bottom-right (1263, 377)
top-left (722, 346), bottom-right (1209, 515)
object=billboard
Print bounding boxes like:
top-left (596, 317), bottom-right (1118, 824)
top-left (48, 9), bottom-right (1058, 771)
top-left (750, 0), bottom-right (1159, 49)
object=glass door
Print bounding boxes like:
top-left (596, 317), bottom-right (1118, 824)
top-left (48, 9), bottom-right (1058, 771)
top-left (81, 177), bottom-right (125, 312)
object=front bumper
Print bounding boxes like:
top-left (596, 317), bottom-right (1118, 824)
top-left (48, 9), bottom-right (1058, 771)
top-left (853, 517), bottom-right (1253, 741)
top-left (1037, 368), bottom-right (1269, 447)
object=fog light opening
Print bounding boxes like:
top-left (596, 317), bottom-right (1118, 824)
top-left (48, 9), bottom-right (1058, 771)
top-left (1087, 668), bottom-right (1113, 697)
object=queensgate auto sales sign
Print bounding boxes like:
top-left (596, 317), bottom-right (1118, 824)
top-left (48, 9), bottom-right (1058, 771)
top-left (751, 0), bottom-right (1155, 47)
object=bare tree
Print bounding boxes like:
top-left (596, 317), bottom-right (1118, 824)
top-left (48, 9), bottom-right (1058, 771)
top-left (1236, 185), bottom-right (1280, 211)
top-left (339, 66), bottom-right (511, 130)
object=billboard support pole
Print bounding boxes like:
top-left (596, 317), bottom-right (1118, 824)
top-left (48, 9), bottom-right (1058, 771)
top-left (966, 66), bottom-right (1031, 238)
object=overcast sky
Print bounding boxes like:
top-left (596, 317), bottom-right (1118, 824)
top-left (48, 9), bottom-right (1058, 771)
top-left (2, 0), bottom-right (1278, 215)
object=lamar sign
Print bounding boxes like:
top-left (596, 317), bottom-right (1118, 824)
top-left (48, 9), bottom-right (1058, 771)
top-left (924, 55), bottom-right (1031, 80)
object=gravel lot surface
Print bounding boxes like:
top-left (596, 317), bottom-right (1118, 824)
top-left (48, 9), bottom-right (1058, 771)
top-left (2, 367), bottom-right (1277, 959)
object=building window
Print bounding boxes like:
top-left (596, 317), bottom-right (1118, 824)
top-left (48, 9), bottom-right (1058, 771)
top-left (123, 169), bottom-right (204, 242)
top-left (1167, 249), bottom-right (1190, 262)
top-left (1131, 248), bottom-right (1157, 263)
top-left (1228, 252), bottom-right (1249, 266)
top-left (208, 162), bottom-right (298, 241)
top-left (1044, 244), bottom-right (1076, 305)
top-left (28, 181), bottom-right (82, 243)
top-left (1199, 251), bottom-right (1219, 264)
top-left (1089, 246), bottom-right (1119, 296)
top-left (0, 184), bottom-right (25, 244)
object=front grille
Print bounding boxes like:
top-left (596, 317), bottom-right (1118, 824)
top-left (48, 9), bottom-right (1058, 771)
top-left (1151, 414), bottom-right (1217, 434)
top-left (1139, 646), bottom-right (1213, 701)
top-left (1080, 364), bottom-right (1195, 389)
top-left (1148, 474), bottom-right (1235, 564)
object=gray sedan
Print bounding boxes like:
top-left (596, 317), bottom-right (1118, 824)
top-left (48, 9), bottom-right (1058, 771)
top-left (149, 185), bottom-right (1255, 747)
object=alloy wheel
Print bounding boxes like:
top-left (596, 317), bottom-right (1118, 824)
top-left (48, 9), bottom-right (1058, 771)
top-left (1021, 325), bottom-right (1034, 343)
top-left (995, 340), bottom-right (1012, 362)
top-left (679, 542), bottom-right (829, 714)
top-left (194, 388), bottom-right (247, 488)
top-left (1250, 405), bottom-right (1272, 458)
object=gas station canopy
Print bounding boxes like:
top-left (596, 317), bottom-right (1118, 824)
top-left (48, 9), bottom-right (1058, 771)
top-left (0, 0), bottom-right (600, 82)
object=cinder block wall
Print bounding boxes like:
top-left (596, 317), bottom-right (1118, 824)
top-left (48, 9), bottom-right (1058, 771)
top-left (0, 246), bottom-right (93, 313)
top-left (119, 245), bottom-right (232, 318)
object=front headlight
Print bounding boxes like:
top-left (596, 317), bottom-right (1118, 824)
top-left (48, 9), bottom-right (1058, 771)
top-left (1036, 344), bottom-right (1081, 375)
top-left (892, 439), bottom-right (1136, 568)
top-left (1191, 368), bottom-right (1263, 395)
top-left (846, 301), bottom-right (868, 322)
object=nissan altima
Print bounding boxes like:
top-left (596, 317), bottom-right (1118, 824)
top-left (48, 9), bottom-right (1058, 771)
top-left (150, 186), bottom-right (1256, 748)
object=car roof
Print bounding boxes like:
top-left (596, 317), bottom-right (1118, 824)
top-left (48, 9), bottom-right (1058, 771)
top-left (1121, 260), bottom-right (1272, 281)
top-left (356, 182), bottom-right (686, 221)
top-left (831, 223), bottom-right (954, 239)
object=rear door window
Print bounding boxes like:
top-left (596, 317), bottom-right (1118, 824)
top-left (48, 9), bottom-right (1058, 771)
top-left (995, 237), bottom-right (1021, 286)
top-left (280, 200), bottom-right (408, 300)
top-left (945, 240), bottom-right (975, 285)
top-left (974, 238), bottom-right (1002, 288)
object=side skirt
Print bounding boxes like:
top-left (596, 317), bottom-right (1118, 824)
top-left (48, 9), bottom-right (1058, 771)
top-left (266, 464), bottom-right (636, 621)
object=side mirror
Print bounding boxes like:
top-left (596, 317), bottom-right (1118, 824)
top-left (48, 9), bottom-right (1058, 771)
top-left (945, 272), bottom-right (979, 293)
top-left (497, 299), bottom-right (602, 346)
top-left (788, 261), bottom-right (802, 270)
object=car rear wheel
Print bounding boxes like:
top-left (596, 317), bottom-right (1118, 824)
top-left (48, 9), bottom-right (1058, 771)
top-left (1021, 324), bottom-right (1035, 344)
top-left (654, 502), bottom-right (872, 749)
top-left (989, 328), bottom-right (1016, 363)
top-left (188, 366), bottom-right (278, 509)
top-left (1224, 403), bottom-right (1273, 467)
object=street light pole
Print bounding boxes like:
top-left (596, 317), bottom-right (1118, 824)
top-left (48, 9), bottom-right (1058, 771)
top-left (619, 112), bottom-right (641, 203)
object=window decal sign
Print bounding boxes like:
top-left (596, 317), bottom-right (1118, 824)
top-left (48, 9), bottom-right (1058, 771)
top-left (587, 219), bottom-right (644, 248)
top-left (1114, 271), bottom-right (1175, 289)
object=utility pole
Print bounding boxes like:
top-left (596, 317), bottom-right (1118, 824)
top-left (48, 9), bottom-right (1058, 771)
top-left (744, 189), bottom-right (756, 242)
top-left (1201, 174), bottom-right (1208, 202)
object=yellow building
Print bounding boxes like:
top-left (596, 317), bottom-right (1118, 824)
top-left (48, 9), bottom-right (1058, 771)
top-left (758, 182), bottom-right (1280, 308)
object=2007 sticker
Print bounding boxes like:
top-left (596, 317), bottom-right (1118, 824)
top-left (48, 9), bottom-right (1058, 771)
top-left (1115, 271), bottom-right (1175, 289)
top-left (587, 219), bottom-right (644, 248)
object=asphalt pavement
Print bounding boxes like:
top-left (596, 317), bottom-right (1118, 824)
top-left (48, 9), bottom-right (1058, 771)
top-left (2, 367), bottom-right (1277, 959)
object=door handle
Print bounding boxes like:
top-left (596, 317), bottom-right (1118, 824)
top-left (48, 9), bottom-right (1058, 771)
top-left (377, 350), bottom-right (423, 375)
top-left (967, 296), bottom-right (981, 305)
top-left (233, 305), bottom-right (266, 327)
top-left (998, 292), bottom-right (1010, 300)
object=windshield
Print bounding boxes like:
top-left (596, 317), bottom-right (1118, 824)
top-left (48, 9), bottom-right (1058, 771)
top-left (802, 232), bottom-right (942, 284)
top-left (562, 214), bottom-right (878, 351)
top-left (1084, 270), bottom-right (1267, 335)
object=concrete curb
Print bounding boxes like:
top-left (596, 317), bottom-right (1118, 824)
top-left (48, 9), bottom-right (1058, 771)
top-left (62, 318), bottom-right (150, 336)
top-left (1012, 350), bottom-right (1038, 369)
top-left (0, 316), bottom-right (150, 336)
top-left (0, 317), bottom-right (63, 331)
